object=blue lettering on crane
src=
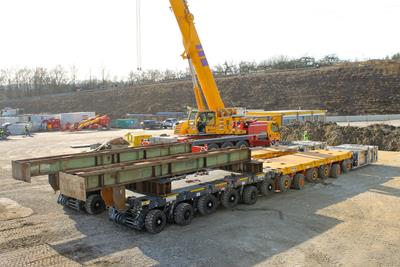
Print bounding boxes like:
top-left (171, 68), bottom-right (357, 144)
top-left (196, 44), bottom-right (208, 67)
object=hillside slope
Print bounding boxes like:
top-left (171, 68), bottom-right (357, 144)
top-left (1, 61), bottom-right (399, 117)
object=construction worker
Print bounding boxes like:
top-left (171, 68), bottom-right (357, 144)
top-left (303, 130), bottom-right (309, 141)
top-left (24, 125), bottom-right (32, 137)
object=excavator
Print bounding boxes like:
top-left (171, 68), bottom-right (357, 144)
top-left (170, 0), bottom-right (280, 147)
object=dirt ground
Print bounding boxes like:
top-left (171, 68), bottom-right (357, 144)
top-left (282, 122), bottom-right (400, 151)
top-left (1, 130), bottom-right (400, 266)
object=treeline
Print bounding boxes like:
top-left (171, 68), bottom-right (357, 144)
top-left (0, 54), bottom-right (399, 100)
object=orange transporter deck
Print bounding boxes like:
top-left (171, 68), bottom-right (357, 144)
top-left (261, 149), bottom-right (353, 176)
top-left (251, 146), bottom-right (298, 160)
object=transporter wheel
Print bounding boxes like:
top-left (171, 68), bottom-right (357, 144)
top-left (279, 175), bottom-right (291, 192)
top-left (293, 173), bottom-right (305, 190)
top-left (259, 177), bottom-right (275, 196)
top-left (197, 194), bottom-right (218, 215)
top-left (235, 141), bottom-right (249, 148)
top-left (85, 194), bottom-right (106, 215)
top-left (330, 164), bottom-right (341, 178)
top-left (242, 186), bottom-right (258, 205)
top-left (341, 159), bottom-right (352, 173)
top-left (207, 143), bottom-right (219, 151)
top-left (221, 189), bottom-right (239, 208)
top-left (221, 142), bottom-right (234, 148)
top-left (306, 168), bottom-right (318, 182)
top-left (318, 165), bottom-right (330, 179)
top-left (174, 203), bottom-right (194, 226)
top-left (145, 209), bottom-right (167, 234)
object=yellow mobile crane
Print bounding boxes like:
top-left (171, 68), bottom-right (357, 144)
top-left (170, 0), bottom-right (280, 147)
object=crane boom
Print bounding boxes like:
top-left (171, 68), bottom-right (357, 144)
top-left (170, 0), bottom-right (225, 111)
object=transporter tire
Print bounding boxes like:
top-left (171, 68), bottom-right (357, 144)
top-left (221, 142), bottom-right (234, 148)
top-left (197, 194), bottom-right (218, 215)
top-left (85, 194), bottom-right (106, 215)
top-left (242, 186), bottom-right (258, 205)
top-left (221, 189), bottom-right (239, 208)
top-left (174, 203), bottom-right (194, 226)
top-left (341, 159), bottom-right (352, 173)
top-left (145, 209), bottom-right (167, 234)
top-left (235, 141), bottom-right (249, 148)
top-left (330, 164), bottom-right (341, 178)
top-left (318, 165), bottom-right (330, 179)
top-left (259, 177), bottom-right (275, 196)
top-left (279, 175), bottom-right (291, 192)
top-left (293, 173), bottom-right (305, 190)
top-left (207, 143), bottom-right (219, 151)
top-left (306, 168), bottom-right (318, 182)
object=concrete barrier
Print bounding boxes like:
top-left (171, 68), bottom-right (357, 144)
top-left (327, 114), bottom-right (400, 123)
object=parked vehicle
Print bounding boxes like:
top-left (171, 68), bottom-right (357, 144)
top-left (141, 120), bottom-right (162, 130)
top-left (0, 123), bottom-right (11, 140)
top-left (162, 118), bottom-right (178, 128)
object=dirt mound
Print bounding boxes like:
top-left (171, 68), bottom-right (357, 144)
top-left (0, 198), bottom-right (33, 221)
top-left (281, 122), bottom-right (400, 151)
top-left (1, 60), bottom-right (400, 117)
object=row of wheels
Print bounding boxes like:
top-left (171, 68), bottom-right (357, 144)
top-left (207, 141), bottom-right (249, 150)
top-left (144, 179), bottom-right (275, 234)
top-left (276, 159), bottom-right (353, 192)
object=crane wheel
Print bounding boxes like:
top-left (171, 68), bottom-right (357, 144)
top-left (221, 189), bottom-right (239, 208)
top-left (85, 194), bottom-right (106, 215)
top-left (197, 194), bottom-right (218, 215)
top-left (293, 173), bottom-right (305, 190)
top-left (174, 203), bottom-right (194, 226)
top-left (221, 142), bottom-right (234, 148)
top-left (330, 164), bottom-right (341, 178)
top-left (259, 176), bottom-right (274, 196)
top-left (242, 186), bottom-right (258, 205)
top-left (341, 159), bottom-right (352, 173)
top-left (306, 168), bottom-right (318, 183)
top-left (279, 175), bottom-right (291, 192)
top-left (145, 209), bottom-right (167, 234)
top-left (207, 143), bottom-right (219, 151)
top-left (318, 165), bottom-right (330, 179)
top-left (235, 141), bottom-right (249, 148)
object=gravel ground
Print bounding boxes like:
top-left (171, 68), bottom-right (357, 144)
top-left (0, 130), bottom-right (400, 266)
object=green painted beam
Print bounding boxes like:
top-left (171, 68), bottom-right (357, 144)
top-left (12, 143), bottom-right (192, 182)
top-left (60, 148), bottom-right (251, 193)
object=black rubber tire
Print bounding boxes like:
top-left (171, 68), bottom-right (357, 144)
top-left (242, 186), bottom-right (258, 205)
top-left (293, 173), bottom-right (305, 190)
top-left (145, 209), bottom-right (167, 234)
top-left (259, 177), bottom-right (274, 196)
top-left (197, 194), bottom-right (218, 215)
top-left (330, 164), bottom-right (341, 178)
top-left (341, 159), bottom-right (352, 173)
top-left (220, 189), bottom-right (239, 208)
top-left (318, 165), bottom-right (330, 179)
top-left (235, 141), bottom-right (249, 148)
top-left (306, 168), bottom-right (318, 182)
top-left (207, 143), bottom-right (219, 151)
top-left (221, 142), bottom-right (234, 148)
top-left (279, 175), bottom-right (291, 192)
top-left (85, 194), bottom-right (106, 215)
top-left (174, 203), bottom-right (194, 226)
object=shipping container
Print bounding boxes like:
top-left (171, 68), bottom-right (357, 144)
top-left (59, 112), bottom-right (95, 128)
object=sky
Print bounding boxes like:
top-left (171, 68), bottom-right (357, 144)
top-left (0, 0), bottom-right (399, 80)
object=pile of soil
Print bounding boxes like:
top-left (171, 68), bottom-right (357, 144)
top-left (281, 122), bottom-right (400, 151)
top-left (1, 60), bottom-right (400, 117)
top-left (0, 198), bottom-right (33, 221)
